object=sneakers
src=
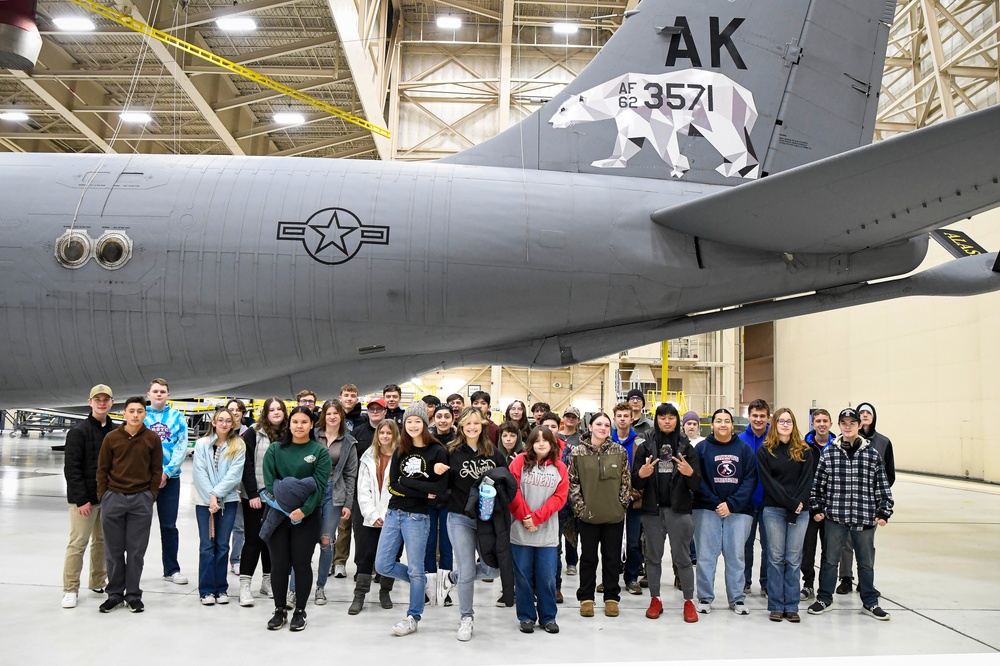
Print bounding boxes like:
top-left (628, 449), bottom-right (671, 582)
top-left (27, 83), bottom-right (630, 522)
top-left (392, 615), bottom-right (418, 636)
top-left (808, 599), bottom-right (831, 615)
top-left (580, 600), bottom-right (594, 617)
top-left (90, 588), bottom-right (105, 595)
top-left (863, 605), bottom-right (891, 621)
top-left (496, 596), bottom-right (507, 608)
top-left (596, 584), bottom-right (604, 593)
top-left (800, 586), bottom-right (814, 600)
top-left (565, 565), bottom-right (577, 576)
top-left (239, 578), bottom-right (254, 607)
top-left (314, 587), bottom-right (327, 606)
top-left (731, 602), bottom-right (749, 615)
top-left (216, 593), bottom-right (230, 605)
top-left (836, 578), bottom-right (853, 595)
top-left (683, 599), bottom-right (699, 623)
top-left (230, 563), bottom-right (239, 575)
top-left (519, 620), bottom-right (535, 633)
top-left (697, 600), bottom-right (712, 614)
top-left (443, 593), bottom-right (453, 607)
top-left (456, 616), bottom-right (474, 641)
top-left (425, 573), bottom-right (437, 607)
top-left (645, 596), bottom-right (662, 619)
top-left (267, 608), bottom-right (287, 630)
top-left (438, 569), bottom-right (455, 606)
top-left (260, 575), bottom-right (273, 598)
top-left (769, 611), bottom-right (783, 622)
top-left (626, 581), bottom-right (642, 595)
top-left (62, 592), bottom-right (78, 609)
top-left (201, 595), bottom-right (216, 605)
top-left (285, 591), bottom-right (296, 611)
top-left (290, 608), bottom-right (307, 631)
top-left (640, 576), bottom-right (649, 588)
top-left (127, 598), bottom-right (144, 613)
top-left (164, 572), bottom-right (188, 585)
top-left (785, 611), bottom-right (801, 623)
top-left (99, 598), bottom-right (125, 613)
top-left (334, 564), bottom-right (347, 578)
top-left (743, 583), bottom-right (751, 594)
top-left (605, 600), bottom-right (619, 617)
top-left (542, 621), bottom-right (560, 634)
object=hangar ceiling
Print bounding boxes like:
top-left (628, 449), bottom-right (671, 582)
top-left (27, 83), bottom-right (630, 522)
top-left (0, 0), bottom-right (997, 157)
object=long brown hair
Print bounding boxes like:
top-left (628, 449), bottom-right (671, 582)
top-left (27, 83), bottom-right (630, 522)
top-left (374, 420), bottom-right (399, 481)
top-left (449, 406), bottom-right (496, 456)
top-left (398, 416), bottom-right (440, 455)
top-left (523, 426), bottom-right (559, 468)
top-left (254, 397), bottom-right (288, 443)
top-left (763, 407), bottom-right (808, 462)
top-left (318, 399), bottom-right (347, 438)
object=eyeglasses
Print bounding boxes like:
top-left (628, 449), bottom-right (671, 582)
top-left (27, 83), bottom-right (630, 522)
top-left (777, 419), bottom-right (794, 426)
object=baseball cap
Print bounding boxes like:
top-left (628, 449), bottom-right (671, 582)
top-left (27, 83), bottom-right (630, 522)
top-left (838, 408), bottom-right (860, 423)
top-left (563, 406), bottom-right (581, 418)
top-left (90, 384), bottom-right (113, 399)
top-left (366, 398), bottom-right (386, 409)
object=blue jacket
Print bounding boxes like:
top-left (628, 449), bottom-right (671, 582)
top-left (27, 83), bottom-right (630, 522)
top-left (612, 428), bottom-right (642, 467)
top-left (192, 434), bottom-right (246, 506)
top-left (693, 435), bottom-right (758, 515)
top-left (738, 425), bottom-right (768, 507)
top-left (145, 405), bottom-right (188, 479)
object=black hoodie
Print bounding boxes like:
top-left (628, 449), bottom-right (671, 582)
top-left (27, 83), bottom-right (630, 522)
top-left (856, 402), bottom-right (896, 487)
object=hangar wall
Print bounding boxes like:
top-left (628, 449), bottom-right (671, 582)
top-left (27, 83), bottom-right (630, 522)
top-left (774, 207), bottom-right (1000, 484)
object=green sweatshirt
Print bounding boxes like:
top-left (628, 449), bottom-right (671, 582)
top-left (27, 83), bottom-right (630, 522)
top-left (263, 439), bottom-right (331, 517)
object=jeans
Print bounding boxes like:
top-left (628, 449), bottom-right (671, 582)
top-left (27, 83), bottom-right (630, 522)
top-left (623, 507), bottom-right (643, 583)
top-left (316, 480), bottom-right (343, 588)
top-left (375, 508), bottom-right (430, 621)
top-left (155, 476), bottom-right (181, 576)
top-left (744, 505), bottom-right (768, 588)
top-left (425, 505), bottom-right (453, 572)
top-left (230, 502), bottom-right (244, 566)
top-left (512, 544), bottom-right (558, 625)
top-left (195, 502), bottom-right (239, 597)
top-left (818, 521), bottom-right (879, 608)
top-left (761, 507), bottom-right (808, 612)
top-left (102, 490), bottom-right (154, 603)
top-left (447, 511), bottom-right (499, 618)
top-left (693, 509), bottom-right (752, 606)
top-left (63, 503), bottom-right (106, 593)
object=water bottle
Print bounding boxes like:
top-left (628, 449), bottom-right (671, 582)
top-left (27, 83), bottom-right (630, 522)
top-left (478, 476), bottom-right (497, 521)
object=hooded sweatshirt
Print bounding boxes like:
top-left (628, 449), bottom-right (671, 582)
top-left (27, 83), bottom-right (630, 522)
top-left (693, 434), bottom-right (758, 515)
top-left (144, 403), bottom-right (188, 479)
top-left (856, 402), bottom-right (896, 487)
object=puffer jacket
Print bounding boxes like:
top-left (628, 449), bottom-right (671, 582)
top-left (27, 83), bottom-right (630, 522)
top-left (357, 445), bottom-right (391, 527)
top-left (64, 414), bottom-right (116, 506)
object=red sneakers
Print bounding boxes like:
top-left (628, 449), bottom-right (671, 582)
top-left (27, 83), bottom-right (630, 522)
top-left (645, 597), bottom-right (662, 619)
top-left (683, 599), bottom-right (699, 623)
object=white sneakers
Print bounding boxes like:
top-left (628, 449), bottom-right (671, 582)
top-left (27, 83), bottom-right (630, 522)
top-left (456, 616), bottom-right (474, 642)
top-left (425, 573), bottom-right (438, 606)
top-left (164, 572), bottom-right (189, 585)
top-left (333, 564), bottom-right (347, 578)
top-left (697, 600), bottom-right (712, 614)
top-left (260, 574), bottom-right (273, 598)
top-left (392, 615), bottom-right (418, 636)
top-left (61, 592), bottom-right (78, 608)
top-left (731, 602), bottom-right (749, 615)
top-left (437, 569), bottom-right (455, 606)
top-left (239, 579), bottom-right (254, 607)
top-left (201, 595), bottom-right (215, 605)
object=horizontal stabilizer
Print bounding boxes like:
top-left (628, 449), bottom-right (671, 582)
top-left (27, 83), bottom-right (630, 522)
top-left (651, 105), bottom-right (1000, 253)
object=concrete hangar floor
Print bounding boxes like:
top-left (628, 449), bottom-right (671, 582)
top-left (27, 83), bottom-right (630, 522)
top-left (1, 433), bottom-right (998, 664)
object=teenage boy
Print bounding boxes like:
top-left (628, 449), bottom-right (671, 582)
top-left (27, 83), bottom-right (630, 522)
top-left (333, 383), bottom-right (364, 577)
top-left (97, 396), bottom-right (163, 613)
top-left (383, 384), bottom-right (405, 427)
top-left (530, 402), bottom-right (551, 426)
top-left (447, 393), bottom-right (465, 420)
top-left (296, 389), bottom-right (319, 419)
top-left (339, 384), bottom-right (363, 433)
top-left (626, 389), bottom-right (653, 438)
top-left (739, 398), bottom-right (770, 595)
top-left (808, 408), bottom-right (894, 621)
top-left (800, 408), bottom-right (833, 600)
top-left (559, 407), bottom-right (583, 449)
top-left (836, 401), bottom-right (897, 594)
top-left (682, 411), bottom-right (704, 445)
top-left (558, 407), bottom-right (582, 582)
top-left (144, 379), bottom-right (189, 586)
top-left (470, 390), bottom-right (500, 445)
top-left (62, 384), bottom-right (116, 609)
top-left (612, 402), bottom-right (644, 595)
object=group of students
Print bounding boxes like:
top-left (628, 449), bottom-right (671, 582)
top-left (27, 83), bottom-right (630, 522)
top-left (62, 378), bottom-right (895, 637)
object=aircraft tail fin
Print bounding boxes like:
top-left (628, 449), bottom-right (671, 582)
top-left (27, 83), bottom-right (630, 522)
top-left (441, 0), bottom-right (896, 185)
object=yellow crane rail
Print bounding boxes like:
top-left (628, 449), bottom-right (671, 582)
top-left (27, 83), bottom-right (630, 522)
top-left (66, 0), bottom-right (390, 139)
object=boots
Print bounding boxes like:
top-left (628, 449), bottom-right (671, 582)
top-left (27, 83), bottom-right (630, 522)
top-left (379, 576), bottom-right (394, 609)
top-left (239, 575), bottom-right (254, 607)
top-left (425, 572), bottom-right (437, 606)
top-left (260, 574), bottom-right (272, 598)
top-left (349, 574), bottom-right (372, 615)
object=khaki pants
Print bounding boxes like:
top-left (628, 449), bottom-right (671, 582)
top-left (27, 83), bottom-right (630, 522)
top-left (333, 516), bottom-right (352, 566)
top-left (63, 503), bottom-right (107, 593)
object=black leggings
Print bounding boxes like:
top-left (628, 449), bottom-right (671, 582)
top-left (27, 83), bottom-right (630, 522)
top-left (356, 524), bottom-right (382, 576)
top-left (239, 499), bottom-right (271, 576)
top-left (268, 510), bottom-right (320, 611)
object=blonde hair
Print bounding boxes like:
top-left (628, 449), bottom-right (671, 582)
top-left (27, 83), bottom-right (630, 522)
top-left (450, 406), bottom-right (496, 456)
top-left (212, 408), bottom-right (245, 461)
top-left (763, 407), bottom-right (807, 463)
top-left (375, 420), bottom-right (399, 480)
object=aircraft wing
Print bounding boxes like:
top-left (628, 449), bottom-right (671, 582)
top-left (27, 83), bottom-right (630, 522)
top-left (650, 104), bottom-right (1000, 254)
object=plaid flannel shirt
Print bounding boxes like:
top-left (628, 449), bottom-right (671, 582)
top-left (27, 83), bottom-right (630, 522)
top-left (810, 435), bottom-right (893, 530)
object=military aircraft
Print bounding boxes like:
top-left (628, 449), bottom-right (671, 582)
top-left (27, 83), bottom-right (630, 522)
top-left (1, 0), bottom-right (998, 406)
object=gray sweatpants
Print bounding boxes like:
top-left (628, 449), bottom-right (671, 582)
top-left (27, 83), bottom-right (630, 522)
top-left (641, 508), bottom-right (695, 599)
top-left (101, 490), bottom-right (154, 602)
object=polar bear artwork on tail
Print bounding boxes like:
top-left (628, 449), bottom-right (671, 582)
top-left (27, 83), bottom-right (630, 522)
top-left (548, 69), bottom-right (759, 179)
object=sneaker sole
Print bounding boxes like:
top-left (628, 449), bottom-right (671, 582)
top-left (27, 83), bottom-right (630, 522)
top-left (863, 608), bottom-right (891, 621)
top-left (392, 627), bottom-right (417, 636)
top-left (128, 605), bottom-right (144, 613)
top-left (267, 622), bottom-right (286, 631)
top-left (290, 621), bottom-right (308, 632)
top-left (808, 605), bottom-right (831, 615)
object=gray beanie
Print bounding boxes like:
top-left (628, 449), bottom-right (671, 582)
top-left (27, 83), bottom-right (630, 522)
top-left (403, 402), bottom-right (428, 427)
top-left (682, 410), bottom-right (700, 426)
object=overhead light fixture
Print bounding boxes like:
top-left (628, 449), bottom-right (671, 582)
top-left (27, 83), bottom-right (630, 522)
top-left (436, 16), bottom-right (461, 30)
top-left (216, 17), bottom-right (257, 31)
top-left (120, 112), bottom-right (152, 124)
top-left (53, 17), bottom-right (96, 31)
top-left (274, 112), bottom-right (305, 125)
top-left (0, 111), bottom-right (30, 121)
top-left (553, 23), bottom-right (579, 35)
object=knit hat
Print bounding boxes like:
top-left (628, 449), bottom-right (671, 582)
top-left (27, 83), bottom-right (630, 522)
top-left (626, 389), bottom-right (645, 406)
top-left (403, 402), bottom-right (428, 427)
top-left (682, 410), bottom-right (699, 426)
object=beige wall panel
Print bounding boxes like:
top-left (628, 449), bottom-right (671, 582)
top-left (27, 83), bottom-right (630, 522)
top-left (775, 208), bottom-right (1000, 483)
